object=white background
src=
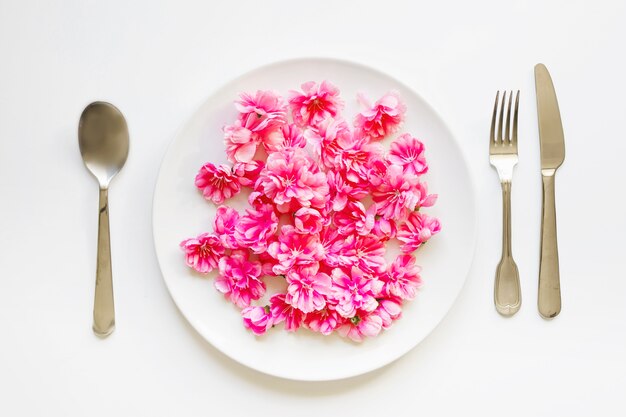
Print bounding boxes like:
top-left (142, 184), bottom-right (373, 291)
top-left (1, 0), bottom-right (624, 415)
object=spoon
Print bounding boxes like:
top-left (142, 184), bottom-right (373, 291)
top-left (78, 102), bottom-right (129, 337)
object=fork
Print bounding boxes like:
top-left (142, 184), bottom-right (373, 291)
top-left (490, 90), bottom-right (521, 316)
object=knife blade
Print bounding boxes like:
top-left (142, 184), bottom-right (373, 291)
top-left (536, 64), bottom-right (565, 170)
top-left (535, 63), bottom-right (565, 318)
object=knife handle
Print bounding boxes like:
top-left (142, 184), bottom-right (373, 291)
top-left (539, 171), bottom-right (561, 318)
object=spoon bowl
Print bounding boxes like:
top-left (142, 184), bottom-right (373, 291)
top-left (79, 102), bottom-right (129, 188)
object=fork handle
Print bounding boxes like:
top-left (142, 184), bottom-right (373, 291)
top-left (93, 188), bottom-right (115, 336)
top-left (538, 172), bottom-right (561, 318)
top-left (494, 181), bottom-right (521, 316)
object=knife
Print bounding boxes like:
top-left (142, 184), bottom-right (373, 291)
top-left (535, 63), bottom-right (565, 318)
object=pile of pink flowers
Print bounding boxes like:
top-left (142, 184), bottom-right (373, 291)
top-left (180, 81), bottom-right (441, 342)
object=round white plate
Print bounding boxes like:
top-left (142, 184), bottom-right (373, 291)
top-left (153, 58), bottom-right (476, 381)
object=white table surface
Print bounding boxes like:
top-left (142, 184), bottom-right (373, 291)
top-left (1, 0), bottom-right (625, 415)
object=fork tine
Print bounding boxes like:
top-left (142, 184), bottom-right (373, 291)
top-left (490, 91), bottom-right (499, 143)
top-left (497, 91), bottom-right (506, 143)
top-left (512, 90), bottom-right (520, 145)
top-left (505, 90), bottom-right (512, 142)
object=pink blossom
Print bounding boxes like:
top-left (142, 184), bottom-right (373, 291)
top-left (234, 204), bottom-right (279, 254)
top-left (374, 298), bottom-right (403, 329)
top-left (270, 293), bottom-right (306, 331)
top-left (305, 118), bottom-right (352, 168)
top-left (267, 225), bottom-right (324, 275)
top-left (331, 267), bottom-right (383, 318)
top-left (333, 136), bottom-right (384, 185)
top-left (372, 164), bottom-right (419, 220)
top-left (288, 81), bottom-right (344, 127)
top-left (336, 311), bottom-right (383, 342)
top-left (367, 158), bottom-right (389, 187)
top-left (319, 227), bottom-right (341, 270)
top-left (305, 307), bottom-right (341, 335)
top-left (293, 207), bottom-right (324, 234)
top-left (223, 121), bottom-right (259, 164)
top-left (334, 201), bottom-right (376, 236)
top-left (213, 206), bottom-right (240, 249)
top-left (235, 90), bottom-right (287, 134)
top-left (415, 182), bottom-right (438, 208)
top-left (180, 233), bottom-right (225, 273)
top-left (214, 250), bottom-right (265, 308)
top-left (195, 163), bottom-right (241, 205)
top-left (256, 148), bottom-right (328, 213)
top-left (354, 91), bottom-right (406, 141)
top-left (241, 306), bottom-right (272, 336)
top-left (381, 254), bottom-right (422, 300)
top-left (326, 170), bottom-right (367, 212)
top-left (388, 133), bottom-right (428, 176)
top-left (397, 212), bottom-right (442, 252)
top-left (266, 123), bottom-right (307, 151)
top-left (334, 234), bottom-right (386, 275)
top-left (285, 265), bottom-right (332, 313)
top-left (371, 217), bottom-right (397, 240)
top-left (233, 160), bottom-right (264, 187)
top-left (248, 190), bottom-right (273, 209)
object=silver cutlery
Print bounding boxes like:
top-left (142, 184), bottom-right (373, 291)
top-left (78, 102), bottom-right (129, 337)
top-left (535, 64), bottom-right (565, 318)
top-left (490, 90), bottom-right (521, 316)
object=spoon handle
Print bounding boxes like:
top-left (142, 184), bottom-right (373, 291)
top-left (93, 188), bottom-right (115, 337)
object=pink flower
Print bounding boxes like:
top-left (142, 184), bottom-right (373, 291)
top-left (215, 250), bottom-right (265, 308)
top-left (305, 118), bottom-right (352, 168)
top-left (285, 265), bottom-right (332, 313)
top-left (333, 136), bottom-right (383, 185)
top-left (195, 163), bottom-right (241, 205)
top-left (223, 121), bottom-right (258, 163)
top-left (241, 306), bottom-right (272, 336)
top-left (305, 307), bottom-right (341, 335)
top-left (367, 158), bottom-right (389, 187)
top-left (326, 170), bottom-right (367, 212)
top-left (397, 212), bottom-right (442, 252)
top-left (288, 81), bottom-right (344, 127)
top-left (354, 91), bottom-right (406, 141)
top-left (248, 190), bottom-right (273, 209)
top-left (334, 201), bottom-right (376, 236)
top-left (266, 123), bottom-right (307, 151)
top-left (415, 181), bottom-right (438, 208)
top-left (381, 254), bottom-right (422, 300)
top-left (234, 203), bottom-right (279, 254)
top-left (267, 225), bottom-right (325, 275)
top-left (180, 233), bottom-right (225, 273)
top-left (270, 293), bottom-right (306, 331)
top-left (293, 207), bottom-right (324, 234)
top-left (336, 311), bottom-right (383, 342)
top-left (213, 206), bottom-right (240, 249)
top-left (233, 160), bottom-right (264, 187)
top-left (374, 298), bottom-right (402, 329)
top-left (256, 148), bottom-right (328, 213)
top-left (331, 267), bottom-right (383, 318)
top-left (319, 227), bottom-right (341, 270)
top-left (335, 234), bottom-right (386, 275)
top-left (235, 90), bottom-right (287, 134)
top-left (371, 217), bottom-right (397, 241)
top-left (388, 133), bottom-right (428, 176)
top-left (372, 164), bottom-right (419, 220)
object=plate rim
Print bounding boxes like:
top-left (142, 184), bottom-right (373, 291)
top-left (152, 56), bottom-right (478, 381)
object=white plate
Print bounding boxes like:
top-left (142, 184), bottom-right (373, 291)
top-left (153, 58), bottom-right (476, 381)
